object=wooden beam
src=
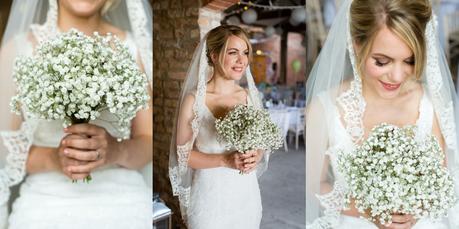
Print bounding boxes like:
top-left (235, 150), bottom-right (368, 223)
top-left (202, 0), bottom-right (239, 11)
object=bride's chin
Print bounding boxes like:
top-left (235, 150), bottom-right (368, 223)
top-left (376, 89), bottom-right (401, 100)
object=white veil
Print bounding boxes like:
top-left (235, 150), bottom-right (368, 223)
top-left (306, 0), bottom-right (459, 228)
top-left (0, 0), bottom-right (153, 227)
top-left (168, 28), bottom-right (270, 221)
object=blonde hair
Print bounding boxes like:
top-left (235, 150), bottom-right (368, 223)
top-left (350, 0), bottom-right (431, 79)
top-left (206, 25), bottom-right (252, 76)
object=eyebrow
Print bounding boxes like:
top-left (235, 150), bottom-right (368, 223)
top-left (372, 53), bottom-right (414, 60)
top-left (227, 48), bottom-right (249, 52)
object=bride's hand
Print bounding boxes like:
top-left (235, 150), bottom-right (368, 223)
top-left (222, 151), bottom-right (246, 171)
top-left (61, 123), bottom-right (119, 175)
top-left (57, 134), bottom-right (91, 180)
top-left (375, 213), bottom-right (416, 229)
top-left (241, 150), bottom-right (263, 173)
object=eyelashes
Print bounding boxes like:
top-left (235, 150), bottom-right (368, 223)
top-left (227, 51), bottom-right (249, 56)
top-left (375, 60), bottom-right (388, 67)
top-left (373, 58), bottom-right (415, 67)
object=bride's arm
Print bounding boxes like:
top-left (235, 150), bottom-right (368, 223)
top-left (187, 150), bottom-right (243, 170)
top-left (26, 146), bottom-right (60, 174)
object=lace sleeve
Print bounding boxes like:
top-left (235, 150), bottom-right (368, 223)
top-left (0, 120), bottom-right (37, 229)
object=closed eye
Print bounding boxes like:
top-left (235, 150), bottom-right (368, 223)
top-left (404, 59), bottom-right (415, 66)
top-left (375, 59), bottom-right (389, 67)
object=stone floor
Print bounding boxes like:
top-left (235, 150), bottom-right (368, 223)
top-left (259, 139), bottom-right (305, 229)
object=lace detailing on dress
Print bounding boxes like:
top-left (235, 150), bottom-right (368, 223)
top-left (177, 142), bottom-right (192, 174)
top-left (169, 166), bottom-right (191, 212)
top-left (0, 120), bottom-right (37, 226)
top-left (334, 8), bottom-right (367, 144)
top-left (336, 81), bottom-right (366, 144)
top-left (30, 0), bottom-right (58, 44)
top-left (126, 1), bottom-right (152, 83)
top-left (307, 182), bottom-right (347, 229)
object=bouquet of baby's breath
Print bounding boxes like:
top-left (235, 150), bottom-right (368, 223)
top-left (337, 123), bottom-right (456, 225)
top-left (11, 29), bottom-right (149, 140)
top-left (215, 104), bottom-right (283, 155)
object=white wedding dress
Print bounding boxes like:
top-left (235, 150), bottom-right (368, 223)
top-left (7, 33), bottom-right (151, 229)
top-left (186, 96), bottom-right (262, 229)
top-left (317, 86), bottom-right (448, 229)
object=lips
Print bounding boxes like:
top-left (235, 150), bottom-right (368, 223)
top-left (379, 80), bottom-right (401, 91)
top-left (232, 66), bottom-right (244, 73)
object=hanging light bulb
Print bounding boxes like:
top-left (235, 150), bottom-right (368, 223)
top-left (291, 8), bottom-right (306, 24)
top-left (241, 8), bottom-right (257, 24)
top-left (265, 26), bottom-right (275, 37)
top-left (289, 17), bottom-right (300, 26)
top-left (227, 15), bottom-right (241, 25)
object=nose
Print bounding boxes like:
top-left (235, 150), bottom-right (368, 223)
top-left (388, 63), bottom-right (406, 83)
top-left (236, 53), bottom-right (243, 63)
top-left (236, 52), bottom-right (247, 64)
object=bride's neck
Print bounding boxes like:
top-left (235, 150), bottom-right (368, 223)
top-left (57, 8), bottom-right (103, 36)
top-left (207, 73), bottom-right (238, 95)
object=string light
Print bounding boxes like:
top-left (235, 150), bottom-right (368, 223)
top-left (239, 0), bottom-right (305, 10)
top-left (226, 1), bottom-right (305, 17)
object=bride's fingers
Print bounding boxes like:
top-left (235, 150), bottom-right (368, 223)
top-left (243, 164), bottom-right (257, 173)
top-left (64, 158), bottom-right (87, 166)
top-left (67, 160), bottom-right (104, 174)
top-left (391, 214), bottom-right (412, 224)
top-left (241, 150), bottom-right (257, 158)
top-left (385, 222), bottom-right (412, 229)
top-left (243, 156), bottom-right (257, 164)
top-left (63, 137), bottom-right (100, 150)
top-left (64, 148), bottom-right (99, 161)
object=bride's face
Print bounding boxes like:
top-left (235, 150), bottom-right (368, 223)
top-left (220, 35), bottom-right (249, 80)
top-left (362, 26), bottom-right (415, 100)
top-left (59, 0), bottom-right (107, 17)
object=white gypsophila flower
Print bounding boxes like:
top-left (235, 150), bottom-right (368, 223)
top-left (337, 123), bottom-right (457, 225)
top-left (11, 29), bottom-right (149, 140)
top-left (215, 104), bottom-right (283, 153)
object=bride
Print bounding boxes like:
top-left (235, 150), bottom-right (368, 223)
top-left (306, 0), bottom-right (459, 228)
top-left (168, 25), bottom-right (271, 229)
top-left (0, 0), bottom-right (152, 228)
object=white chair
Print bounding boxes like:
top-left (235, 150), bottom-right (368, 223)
top-left (287, 108), bottom-right (305, 150)
top-left (269, 109), bottom-right (290, 152)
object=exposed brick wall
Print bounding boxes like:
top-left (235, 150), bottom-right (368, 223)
top-left (252, 32), bottom-right (306, 86)
top-left (153, 0), bottom-right (201, 228)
